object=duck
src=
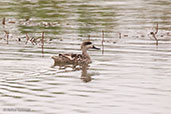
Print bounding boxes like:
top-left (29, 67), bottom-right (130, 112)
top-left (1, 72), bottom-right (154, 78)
top-left (51, 41), bottom-right (100, 65)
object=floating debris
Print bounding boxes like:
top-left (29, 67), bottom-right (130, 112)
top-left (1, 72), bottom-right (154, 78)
top-left (18, 38), bottom-right (21, 42)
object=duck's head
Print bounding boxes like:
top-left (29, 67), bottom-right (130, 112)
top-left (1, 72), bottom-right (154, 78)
top-left (81, 41), bottom-right (100, 51)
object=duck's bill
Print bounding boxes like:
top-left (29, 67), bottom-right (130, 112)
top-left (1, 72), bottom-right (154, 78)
top-left (92, 45), bottom-right (100, 50)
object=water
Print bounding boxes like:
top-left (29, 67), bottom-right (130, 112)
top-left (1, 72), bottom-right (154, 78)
top-left (0, 0), bottom-right (171, 114)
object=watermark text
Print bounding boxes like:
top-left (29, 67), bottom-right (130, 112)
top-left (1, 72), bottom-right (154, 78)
top-left (3, 107), bottom-right (32, 112)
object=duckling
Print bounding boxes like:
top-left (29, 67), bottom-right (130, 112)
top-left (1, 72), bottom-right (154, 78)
top-left (51, 41), bottom-right (100, 64)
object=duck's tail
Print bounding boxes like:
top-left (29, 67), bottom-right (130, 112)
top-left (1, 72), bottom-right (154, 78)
top-left (51, 56), bottom-right (62, 63)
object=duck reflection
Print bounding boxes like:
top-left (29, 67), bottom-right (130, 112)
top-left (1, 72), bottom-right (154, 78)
top-left (80, 64), bottom-right (91, 82)
top-left (51, 63), bottom-right (92, 83)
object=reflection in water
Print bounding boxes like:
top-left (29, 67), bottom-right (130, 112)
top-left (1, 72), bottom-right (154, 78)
top-left (80, 64), bottom-right (91, 83)
top-left (52, 63), bottom-right (91, 83)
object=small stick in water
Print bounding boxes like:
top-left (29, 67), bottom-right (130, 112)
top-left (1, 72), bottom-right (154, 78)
top-left (102, 30), bottom-right (105, 55)
top-left (2, 17), bottom-right (5, 25)
top-left (4, 30), bottom-right (9, 44)
top-left (118, 32), bottom-right (121, 39)
top-left (88, 35), bottom-right (90, 40)
top-left (30, 37), bottom-right (37, 45)
top-left (150, 23), bottom-right (159, 46)
top-left (150, 32), bottom-right (158, 46)
top-left (25, 33), bottom-right (30, 44)
top-left (154, 23), bottom-right (158, 35)
top-left (41, 32), bottom-right (45, 56)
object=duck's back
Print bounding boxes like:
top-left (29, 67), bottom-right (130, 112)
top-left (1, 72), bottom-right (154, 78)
top-left (52, 53), bottom-right (91, 64)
